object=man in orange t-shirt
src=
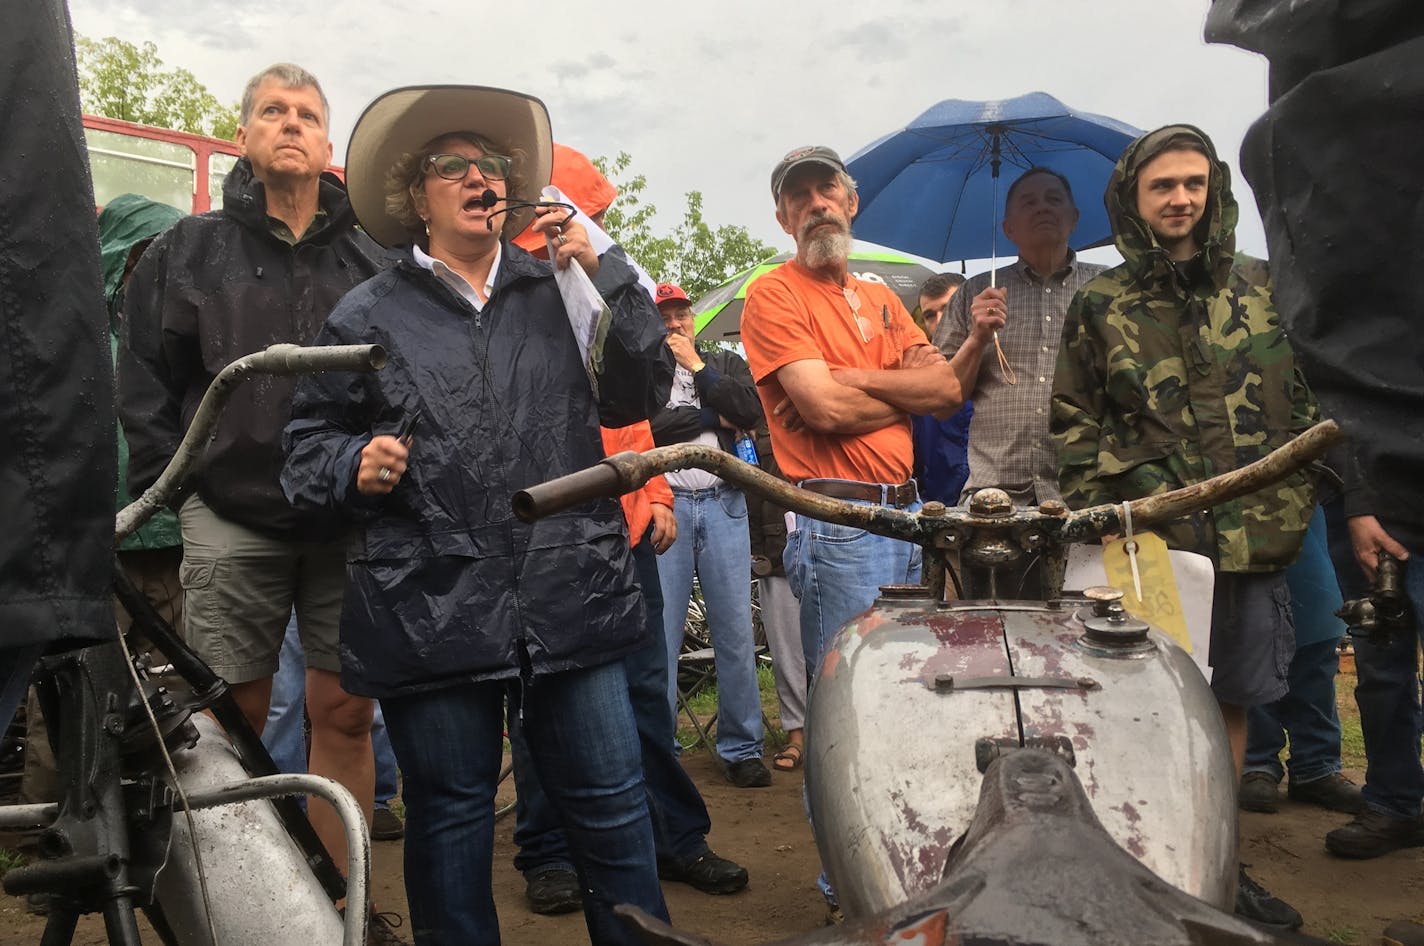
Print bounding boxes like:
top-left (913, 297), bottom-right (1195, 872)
top-left (741, 145), bottom-right (1001, 682)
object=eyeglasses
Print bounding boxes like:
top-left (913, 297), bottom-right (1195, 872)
top-left (843, 285), bottom-right (871, 343)
top-left (424, 153), bottom-right (511, 181)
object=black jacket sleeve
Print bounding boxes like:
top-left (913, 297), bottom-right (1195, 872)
top-left (649, 349), bottom-right (764, 447)
top-left (589, 246), bottom-right (675, 428)
top-left (117, 232), bottom-right (189, 499)
top-left (696, 350), bottom-right (764, 430)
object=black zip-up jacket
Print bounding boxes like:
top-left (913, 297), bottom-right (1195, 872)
top-left (117, 158), bottom-right (384, 537)
top-left (280, 244), bottom-right (675, 697)
top-left (649, 348), bottom-right (763, 454)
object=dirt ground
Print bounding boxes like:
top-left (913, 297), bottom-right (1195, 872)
top-left (2, 690), bottom-right (1421, 945)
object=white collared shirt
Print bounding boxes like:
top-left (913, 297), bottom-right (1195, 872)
top-left (412, 242), bottom-right (501, 313)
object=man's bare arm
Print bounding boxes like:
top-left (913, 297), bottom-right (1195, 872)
top-left (830, 360), bottom-right (964, 417)
top-left (775, 358), bottom-right (902, 434)
top-left (834, 291), bottom-right (1004, 417)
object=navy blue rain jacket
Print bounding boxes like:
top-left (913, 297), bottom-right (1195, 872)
top-left (281, 243), bottom-right (674, 698)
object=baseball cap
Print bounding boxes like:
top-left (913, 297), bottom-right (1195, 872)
top-left (654, 283), bottom-right (689, 307)
top-left (770, 145), bottom-right (847, 199)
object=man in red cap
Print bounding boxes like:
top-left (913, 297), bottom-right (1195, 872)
top-left (650, 282), bottom-right (770, 788)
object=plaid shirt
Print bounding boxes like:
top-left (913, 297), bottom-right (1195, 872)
top-left (934, 253), bottom-right (1105, 504)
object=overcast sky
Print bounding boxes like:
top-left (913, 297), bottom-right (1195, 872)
top-left (69, 0), bottom-right (1270, 270)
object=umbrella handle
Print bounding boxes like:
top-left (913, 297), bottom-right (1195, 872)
top-left (990, 130), bottom-right (1002, 289)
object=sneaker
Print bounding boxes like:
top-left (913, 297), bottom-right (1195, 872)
top-left (1239, 771), bottom-right (1281, 814)
top-left (1234, 866), bottom-right (1302, 930)
top-left (338, 907), bottom-right (407, 946)
top-left (724, 757), bottom-right (771, 788)
top-left (371, 807), bottom-right (405, 841)
top-left (368, 911), bottom-right (407, 946)
top-left (657, 849), bottom-right (749, 895)
top-left (1325, 806), bottom-right (1424, 859)
top-left (1288, 772), bottom-right (1363, 814)
top-left (525, 867), bottom-right (582, 915)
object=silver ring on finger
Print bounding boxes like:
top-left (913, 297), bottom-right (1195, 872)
top-left (378, 467), bottom-right (392, 483)
top-left (556, 233), bottom-right (569, 247)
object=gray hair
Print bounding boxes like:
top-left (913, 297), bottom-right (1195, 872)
top-left (384, 131), bottom-right (530, 243)
top-left (239, 63), bottom-right (330, 127)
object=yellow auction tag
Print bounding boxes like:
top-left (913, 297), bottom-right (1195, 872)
top-left (1103, 531), bottom-right (1191, 651)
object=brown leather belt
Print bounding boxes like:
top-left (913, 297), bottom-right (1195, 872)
top-left (799, 478), bottom-right (918, 507)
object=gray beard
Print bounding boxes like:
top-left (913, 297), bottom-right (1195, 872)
top-left (803, 228), bottom-right (851, 269)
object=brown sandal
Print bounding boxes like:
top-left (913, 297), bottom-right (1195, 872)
top-left (773, 743), bottom-right (803, 771)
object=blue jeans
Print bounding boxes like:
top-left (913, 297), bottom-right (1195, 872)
top-left (513, 537), bottom-right (713, 873)
top-left (0, 644), bottom-right (41, 732)
top-left (658, 485), bottom-right (763, 762)
top-left (784, 493), bottom-right (923, 907)
top-left (381, 662), bottom-right (667, 946)
top-left (262, 614), bottom-right (308, 776)
top-left (1352, 548), bottom-right (1424, 819)
top-left (1246, 507), bottom-right (1347, 782)
top-left (264, 614), bottom-right (399, 806)
top-left (785, 497), bottom-right (923, 679)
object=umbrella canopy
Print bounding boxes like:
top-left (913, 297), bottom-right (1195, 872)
top-left (693, 249), bottom-right (934, 341)
top-left (846, 92), bottom-right (1142, 264)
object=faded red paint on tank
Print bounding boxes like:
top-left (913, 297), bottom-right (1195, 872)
top-left (1112, 800), bottom-right (1147, 857)
top-left (846, 608), bottom-right (894, 638)
top-left (903, 612), bottom-right (1010, 686)
top-left (884, 789), bottom-right (958, 892)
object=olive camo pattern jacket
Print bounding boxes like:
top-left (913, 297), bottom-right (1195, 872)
top-left (1051, 124), bottom-right (1318, 573)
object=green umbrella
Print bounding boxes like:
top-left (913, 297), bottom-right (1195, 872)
top-left (693, 249), bottom-right (936, 340)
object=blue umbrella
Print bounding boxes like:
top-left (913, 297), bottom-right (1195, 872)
top-left (846, 92), bottom-right (1142, 267)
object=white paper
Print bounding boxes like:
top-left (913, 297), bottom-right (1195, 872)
top-left (1063, 543), bottom-right (1216, 681)
top-left (540, 185), bottom-right (660, 393)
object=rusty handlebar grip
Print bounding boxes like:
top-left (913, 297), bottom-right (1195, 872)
top-left (513, 461), bottom-right (626, 522)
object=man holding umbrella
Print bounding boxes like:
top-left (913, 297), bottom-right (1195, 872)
top-left (934, 167), bottom-right (1105, 508)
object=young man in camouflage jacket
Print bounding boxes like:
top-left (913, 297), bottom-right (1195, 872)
top-left (1051, 124), bottom-right (1317, 931)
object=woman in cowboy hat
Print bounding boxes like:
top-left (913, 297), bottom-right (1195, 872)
top-left (280, 85), bottom-right (674, 946)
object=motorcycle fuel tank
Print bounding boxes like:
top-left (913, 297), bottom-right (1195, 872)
top-left (805, 586), bottom-right (1236, 919)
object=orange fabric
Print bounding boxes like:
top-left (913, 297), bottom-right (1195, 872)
top-left (511, 143), bottom-right (619, 253)
top-left (740, 259), bottom-right (927, 484)
top-left (601, 421), bottom-right (671, 548)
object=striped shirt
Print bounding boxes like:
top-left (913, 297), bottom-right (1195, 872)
top-left (933, 253), bottom-right (1105, 504)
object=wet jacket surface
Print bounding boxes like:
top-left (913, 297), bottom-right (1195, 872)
top-left (99, 193), bottom-right (184, 551)
top-left (1, 1), bottom-right (116, 645)
top-left (1206, 0), bottom-right (1424, 549)
top-left (1052, 125), bottom-right (1318, 572)
top-left (281, 244), bottom-right (675, 698)
top-left (117, 159), bottom-right (384, 537)
top-left (649, 348), bottom-right (764, 453)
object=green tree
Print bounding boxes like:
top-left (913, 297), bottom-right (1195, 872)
top-left (594, 152), bottom-right (774, 302)
top-left (75, 35), bottom-right (240, 140)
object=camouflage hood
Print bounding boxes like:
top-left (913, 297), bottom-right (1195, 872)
top-left (1105, 125), bottom-right (1239, 290)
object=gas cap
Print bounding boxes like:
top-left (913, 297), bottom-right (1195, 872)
top-left (1077, 586), bottom-right (1153, 655)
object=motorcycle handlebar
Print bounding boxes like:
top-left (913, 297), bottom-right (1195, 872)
top-left (115, 343), bottom-right (387, 541)
top-left (514, 420), bottom-right (1342, 545)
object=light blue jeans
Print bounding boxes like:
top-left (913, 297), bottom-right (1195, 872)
top-left (784, 492), bottom-right (922, 907)
top-left (785, 496), bottom-right (924, 681)
top-left (658, 484), bottom-right (764, 763)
